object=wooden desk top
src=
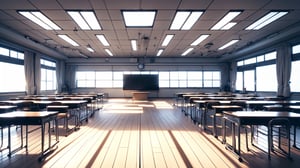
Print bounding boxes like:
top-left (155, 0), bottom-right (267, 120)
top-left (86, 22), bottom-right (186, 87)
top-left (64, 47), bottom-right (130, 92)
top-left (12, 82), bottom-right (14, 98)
top-left (224, 111), bottom-right (300, 118)
top-left (0, 111), bottom-right (58, 118)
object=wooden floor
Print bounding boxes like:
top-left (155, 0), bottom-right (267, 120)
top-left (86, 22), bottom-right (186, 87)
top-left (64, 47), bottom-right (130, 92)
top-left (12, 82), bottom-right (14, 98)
top-left (1, 98), bottom-right (300, 168)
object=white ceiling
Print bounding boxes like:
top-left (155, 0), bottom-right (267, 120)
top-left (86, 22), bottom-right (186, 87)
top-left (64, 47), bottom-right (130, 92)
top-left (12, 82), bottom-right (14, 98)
top-left (0, 0), bottom-right (300, 60)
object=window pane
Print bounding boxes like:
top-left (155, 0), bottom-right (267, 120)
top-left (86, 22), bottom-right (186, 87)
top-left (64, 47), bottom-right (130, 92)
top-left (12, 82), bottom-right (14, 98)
top-left (159, 72), bottom-right (169, 80)
top-left (256, 64), bottom-right (276, 91)
top-left (187, 71), bottom-right (202, 80)
top-left (0, 47), bottom-right (9, 56)
top-left (244, 70), bottom-right (255, 91)
top-left (236, 72), bottom-right (243, 91)
top-left (291, 60), bottom-right (300, 92)
top-left (265, 51), bottom-right (276, 61)
top-left (159, 81), bottom-right (169, 87)
top-left (237, 61), bottom-right (243, 66)
top-left (10, 50), bottom-right (18, 58)
top-left (292, 44), bottom-right (300, 54)
top-left (170, 72), bottom-right (178, 80)
top-left (257, 55), bottom-right (264, 62)
top-left (244, 57), bottom-right (256, 65)
top-left (0, 62), bottom-right (25, 92)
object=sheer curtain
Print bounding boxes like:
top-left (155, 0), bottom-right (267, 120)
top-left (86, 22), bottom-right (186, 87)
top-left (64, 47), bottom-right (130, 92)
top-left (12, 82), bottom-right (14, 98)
top-left (35, 54), bottom-right (41, 95)
top-left (276, 44), bottom-right (291, 97)
top-left (230, 62), bottom-right (237, 92)
top-left (56, 60), bottom-right (65, 93)
top-left (24, 51), bottom-right (35, 95)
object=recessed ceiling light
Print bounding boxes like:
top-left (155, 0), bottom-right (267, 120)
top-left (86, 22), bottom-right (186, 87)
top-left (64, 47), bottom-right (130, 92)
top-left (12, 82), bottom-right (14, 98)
top-left (87, 46), bottom-right (94, 52)
top-left (58, 34), bottom-right (79, 46)
top-left (170, 11), bottom-right (204, 30)
top-left (162, 34), bottom-right (174, 46)
top-left (131, 40), bottom-right (137, 51)
top-left (156, 49), bottom-right (164, 56)
top-left (218, 39), bottom-right (239, 50)
top-left (96, 35), bottom-right (110, 46)
top-left (67, 11), bottom-right (101, 30)
top-left (105, 49), bottom-right (113, 56)
top-left (122, 10), bottom-right (156, 27)
top-left (245, 11), bottom-right (288, 30)
top-left (211, 11), bottom-right (242, 30)
top-left (191, 34), bottom-right (210, 46)
top-left (181, 48), bottom-right (194, 56)
top-left (18, 11), bottom-right (61, 30)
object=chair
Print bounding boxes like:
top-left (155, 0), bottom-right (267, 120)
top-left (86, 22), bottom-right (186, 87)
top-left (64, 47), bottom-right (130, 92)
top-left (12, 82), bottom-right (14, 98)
top-left (268, 118), bottom-right (291, 160)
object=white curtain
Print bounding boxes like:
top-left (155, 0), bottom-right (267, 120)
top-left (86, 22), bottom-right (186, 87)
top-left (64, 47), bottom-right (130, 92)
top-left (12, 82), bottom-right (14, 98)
top-left (35, 54), bottom-right (41, 95)
top-left (276, 44), bottom-right (291, 97)
top-left (24, 51), bottom-right (35, 95)
top-left (65, 65), bottom-right (76, 92)
top-left (56, 60), bottom-right (65, 93)
top-left (230, 62), bottom-right (237, 92)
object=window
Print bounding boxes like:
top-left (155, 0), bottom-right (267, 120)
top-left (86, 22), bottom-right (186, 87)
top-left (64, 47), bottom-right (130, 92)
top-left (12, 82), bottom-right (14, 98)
top-left (291, 60), bottom-right (300, 92)
top-left (75, 70), bottom-right (221, 88)
top-left (256, 64), bottom-right (277, 91)
top-left (41, 59), bottom-right (57, 90)
top-left (236, 51), bottom-right (277, 92)
top-left (0, 46), bottom-right (25, 92)
top-left (292, 44), bottom-right (300, 54)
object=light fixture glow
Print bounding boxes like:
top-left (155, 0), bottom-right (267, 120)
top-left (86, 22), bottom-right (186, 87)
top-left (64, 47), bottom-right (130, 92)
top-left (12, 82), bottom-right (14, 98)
top-left (96, 35), bottom-right (110, 46)
top-left (131, 40), bottom-right (137, 51)
top-left (245, 11), bottom-right (288, 30)
top-left (191, 34), bottom-right (210, 46)
top-left (105, 49), bottom-right (113, 56)
top-left (162, 34), bottom-right (174, 46)
top-left (211, 11), bottom-right (242, 30)
top-left (18, 11), bottom-right (61, 30)
top-left (58, 34), bottom-right (79, 46)
top-left (67, 11), bottom-right (101, 30)
top-left (156, 49), bottom-right (164, 56)
top-left (170, 11), bottom-right (203, 30)
top-left (182, 11), bottom-right (203, 30)
top-left (87, 47), bottom-right (94, 52)
top-left (181, 48), bottom-right (194, 56)
top-left (122, 10), bottom-right (156, 27)
top-left (218, 39), bottom-right (239, 50)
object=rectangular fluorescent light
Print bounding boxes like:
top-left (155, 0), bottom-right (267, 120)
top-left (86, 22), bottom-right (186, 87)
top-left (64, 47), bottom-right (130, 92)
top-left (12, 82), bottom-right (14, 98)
top-left (96, 35), bottom-right (110, 46)
top-left (156, 49), bottom-right (164, 56)
top-left (181, 48), bottom-right (194, 56)
top-left (87, 47), bottom-right (94, 52)
top-left (67, 11), bottom-right (101, 30)
top-left (162, 34), bottom-right (174, 46)
top-left (131, 40), bottom-right (137, 51)
top-left (245, 11), bottom-right (288, 30)
top-left (211, 11), bottom-right (242, 30)
top-left (218, 39), bottom-right (239, 50)
top-left (191, 34), bottom-right (210, 46)
top-left (122, 10), bottom-right (156, 27)
top-left (18, 11), bottom-right (61, 30)
top-left (105, 49), bottom-right (113, 56)
top-left (170, 11), bottom-right (203, 30)
top-left (58, 34), bottom-right (79, 46)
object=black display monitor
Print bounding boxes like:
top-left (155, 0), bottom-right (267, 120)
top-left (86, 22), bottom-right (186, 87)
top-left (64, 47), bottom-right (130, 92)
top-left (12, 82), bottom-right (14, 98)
top-left (123, 74), bottom-right (159, 91)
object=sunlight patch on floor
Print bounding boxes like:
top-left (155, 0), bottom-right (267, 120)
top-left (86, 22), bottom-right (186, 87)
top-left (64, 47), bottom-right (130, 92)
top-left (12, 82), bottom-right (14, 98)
top-left (153, 101), bottom-right (173, 109)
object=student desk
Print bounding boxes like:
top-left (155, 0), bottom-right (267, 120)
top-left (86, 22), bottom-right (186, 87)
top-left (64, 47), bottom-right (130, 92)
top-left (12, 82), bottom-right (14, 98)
top-left (0, 111), bottom-right (59, 161)
top-left (222, 111), bottom-right (300, 161)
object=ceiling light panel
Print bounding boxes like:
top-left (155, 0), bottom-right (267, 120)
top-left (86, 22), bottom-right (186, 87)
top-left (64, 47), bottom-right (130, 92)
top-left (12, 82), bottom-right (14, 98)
top-left (67, 11), bottom-right (101, 30)
top-left (18, 11), bottom-right (61, 30)
top-left (191, 34), bottom-right (210, 46)
top-left (58, 34), bottom-right (79, 46)
top-left (122, 10), bottom-right (156, 27)
top-left (105, 49), bottom-right (113, 56)
top-left (181, 48), bottom-right (194, 56)
top-left (170, 11), bottom-right (204, 30)
top-left (218, 39), bottom-right (239, 50)
top-left (162, 34), bottom-right (174, 46)
top-left (87, 47), bottom-right (94, 52)
top-left (156, 49), bottom-right (164, 56)
top-left (211, 11), bottom-right (242, 30)
top-left (245, 11), bottom-right (288, 30)
top-left (96, 35), bottom-right (110, 46)
top-left (131, 40), bottom-right (137, 51)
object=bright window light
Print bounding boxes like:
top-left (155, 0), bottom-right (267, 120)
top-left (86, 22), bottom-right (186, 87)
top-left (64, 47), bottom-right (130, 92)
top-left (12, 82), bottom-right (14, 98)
top-left (131, 40), bottom-right (137, 51)
top-left (58, 34), bottom-right (79, 46)
top-left (181, 48), bottom-right (194, 56)
top-left (218, 39), bottom-right (239, 50)
top-left (245, 11), bottom-right (288, 30)
top-left (170, 11), bottom-right (203, 30)
top-left (18, 11), bottom-right (61, 30)
top-left (96, 35), bottom-right (110, 46)
top-left (191, 34), bottom-right (210, 46)
top-left (211, 11), bottom-right (242, 30)
top-left (122, 10), bottom-right (156, 27)
top-left (156, 49), bottom-right (164, 56)
top-left (67, 11), bottom-right (101, 30)
top-left (105, 49), bottom-right (113, 56)
top-left (162, 34), bottom-right (174, 46)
